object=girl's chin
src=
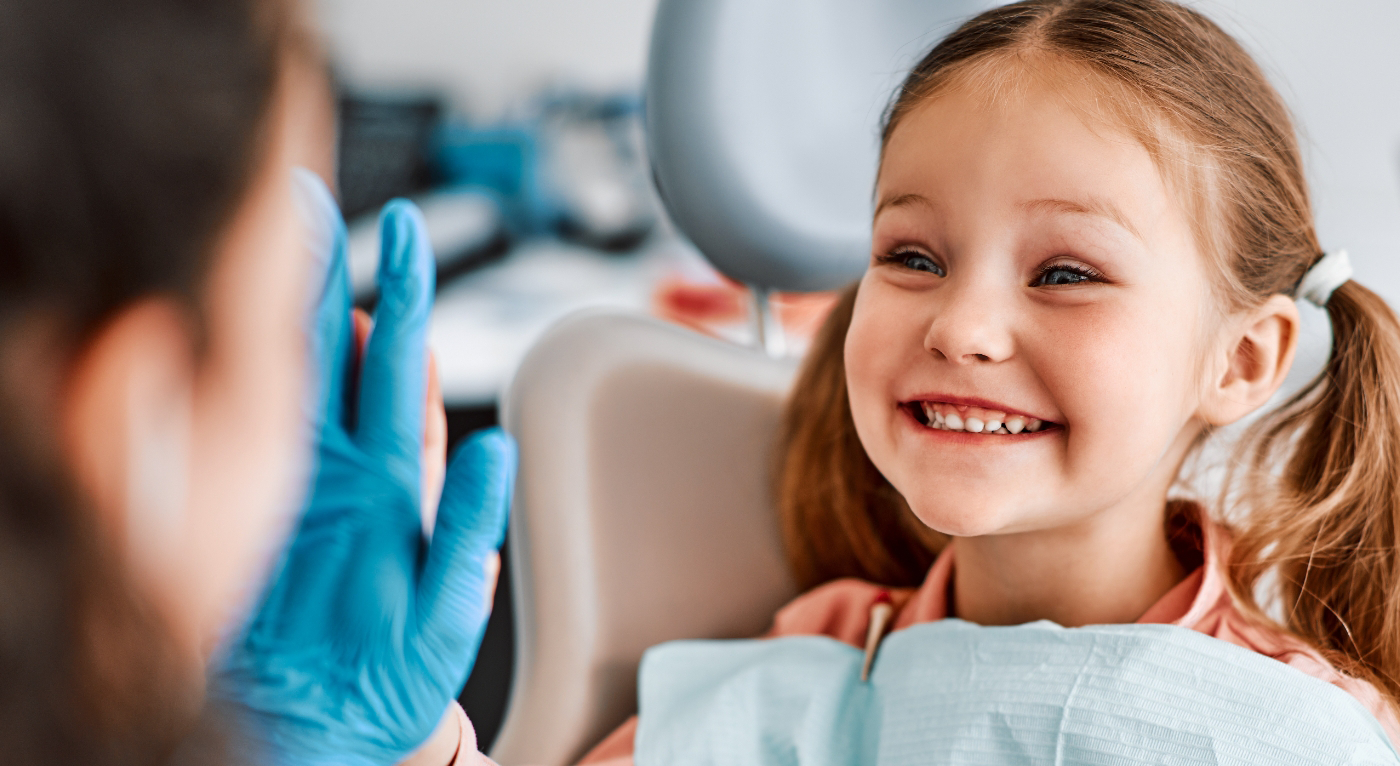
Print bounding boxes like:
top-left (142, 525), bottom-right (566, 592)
top-left (906, 495), bottom-right (1029, 538)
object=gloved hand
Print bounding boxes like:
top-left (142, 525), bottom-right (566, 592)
top-left (217, 170), bottom-right (516, 766)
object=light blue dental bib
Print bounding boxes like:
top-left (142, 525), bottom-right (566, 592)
top-left (635, 620), bottom-right (1398, 765)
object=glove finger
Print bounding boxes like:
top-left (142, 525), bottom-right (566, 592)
top-left (293, 167), bottom-right (354, 432)
top-left (416, 427), bottom-right (515, 667)
top-left (356, 200), bottom-right (435, 494)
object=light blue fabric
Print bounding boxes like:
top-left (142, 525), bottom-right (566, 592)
top-left (636, 620), bottom-right (1398, 766)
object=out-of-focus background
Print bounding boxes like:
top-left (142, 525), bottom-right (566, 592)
top-left (314, 0), bottom-right (838, 404)
top-left (310, 0), bottom-right (1400, 750)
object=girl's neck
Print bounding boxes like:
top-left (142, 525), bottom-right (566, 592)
top-left (948, 498), bottom-right (1187, 628)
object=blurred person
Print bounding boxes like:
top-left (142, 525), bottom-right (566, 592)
top-left (0, 0), bottom-right (511, 764)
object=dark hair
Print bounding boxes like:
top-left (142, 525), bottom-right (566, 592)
top-left (0, 0), bottom-right (288, 761)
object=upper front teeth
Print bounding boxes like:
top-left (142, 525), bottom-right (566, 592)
top-left (920, 402), bottom-right (1046, 434)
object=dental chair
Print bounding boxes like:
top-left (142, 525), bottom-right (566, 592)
top-left (489, 3), bottom-right (977, 763)
top-left (487, 1), bottom-right (1400, 763)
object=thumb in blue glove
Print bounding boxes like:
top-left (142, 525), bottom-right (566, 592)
top-left (217, 169), bottom-right (516, 766)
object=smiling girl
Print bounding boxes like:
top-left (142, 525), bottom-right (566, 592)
top-left (577, 0), bottom-right (1400, 760)
top-left (770, 0), bottom-right (1400, 749)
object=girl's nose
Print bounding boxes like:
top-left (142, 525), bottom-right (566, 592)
top-left (922, 282), bottom-right (1014, 364)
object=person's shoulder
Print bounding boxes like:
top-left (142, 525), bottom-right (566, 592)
top-left (1200, 595), bottom-right (1400, 749)
top-left (1267, 635), bottom-right (1400, 749)
top-left (767, 578), bottom-right (915, 648)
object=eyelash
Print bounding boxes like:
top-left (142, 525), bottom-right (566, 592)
top-left (878, 248), bottom-right (1105, 287)
top-left (877, 248), bottom-right (944, 275)
top-left (1031, 260), bottom-right (1104, 287)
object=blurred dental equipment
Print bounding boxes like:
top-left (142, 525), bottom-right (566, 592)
top-left (341, 90), bottom-right (659, 304)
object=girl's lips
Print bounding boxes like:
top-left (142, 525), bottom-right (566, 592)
top-left (899, 393), bottom-right (1054, 425)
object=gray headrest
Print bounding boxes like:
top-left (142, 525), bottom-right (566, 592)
top-left (645, 0), bottom-right (985, 292)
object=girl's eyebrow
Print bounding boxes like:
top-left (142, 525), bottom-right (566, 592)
top-left (873, 192), bottom-right (935, 219)
top-left (873, 193), bottom-right (1140, 243)
top-left (1021, 197), bottom-right (1142, 242)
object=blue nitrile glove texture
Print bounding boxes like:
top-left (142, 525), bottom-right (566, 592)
top-left (217, 169), bottom-right (515, 766)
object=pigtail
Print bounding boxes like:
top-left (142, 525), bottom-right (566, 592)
top-left (1227, 280), bottom-right (1400, 704)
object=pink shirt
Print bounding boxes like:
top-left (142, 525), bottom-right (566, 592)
top-left (460, 507), bottom-right (1400, 765)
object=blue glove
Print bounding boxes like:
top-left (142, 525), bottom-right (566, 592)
top-left (218, 170), bottom-right (516, 766)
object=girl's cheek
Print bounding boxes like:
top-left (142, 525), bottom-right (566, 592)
top-left (843, 295), bottom-right (881, 419)
top-left (847, 279), bottom-right (919, 392)
top-left (845, 278), bottom-right (935, 461)
top-left (1035, 296), bottom-right (1200, 468)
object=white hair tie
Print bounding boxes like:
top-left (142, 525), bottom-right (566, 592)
top-left (1296, 249), bottom-right (1352, 307)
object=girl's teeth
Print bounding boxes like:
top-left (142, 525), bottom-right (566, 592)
top-left (915, 402), bottom-right (1051, 435)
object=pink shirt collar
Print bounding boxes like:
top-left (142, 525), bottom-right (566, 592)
top-left (892, 502), bottom-right (1229, 631)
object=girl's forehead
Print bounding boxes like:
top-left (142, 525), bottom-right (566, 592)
top-left (877, 80), bottom-right (1176, 232)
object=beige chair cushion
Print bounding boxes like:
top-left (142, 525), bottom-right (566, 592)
top-left (492, 310), bottom-right (799, 765)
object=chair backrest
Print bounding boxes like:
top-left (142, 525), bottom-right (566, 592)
top-left (491, 311), bottom-right (799, 765)
top-left (646, 0), bottom-right (989, 292)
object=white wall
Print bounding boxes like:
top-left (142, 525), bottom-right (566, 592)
top-left (315, 0), bottom-right (660, 117)
top-left (1199, 0), bottom-right (1400, 302)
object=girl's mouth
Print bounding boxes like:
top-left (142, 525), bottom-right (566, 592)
top-left (903, 400), bottom-right (1060, 435)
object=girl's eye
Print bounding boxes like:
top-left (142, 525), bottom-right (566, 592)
top-left (1032, 262), bottom-right (1101, 287)
top-left (881, 249), bottom-right (945, 277)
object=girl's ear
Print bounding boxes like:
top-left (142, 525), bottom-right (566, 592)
top-left (1199, 293), bottom-right (1300, 426)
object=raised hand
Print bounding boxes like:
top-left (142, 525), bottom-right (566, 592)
top-left (218, 170), bottom-right (515, 766)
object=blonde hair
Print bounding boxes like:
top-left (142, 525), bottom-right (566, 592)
top-left (778, 0), bottom-right (1400, 708)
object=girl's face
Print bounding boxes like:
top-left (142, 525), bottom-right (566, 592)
top-left (847, 75), bottom-right (1217, 538)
